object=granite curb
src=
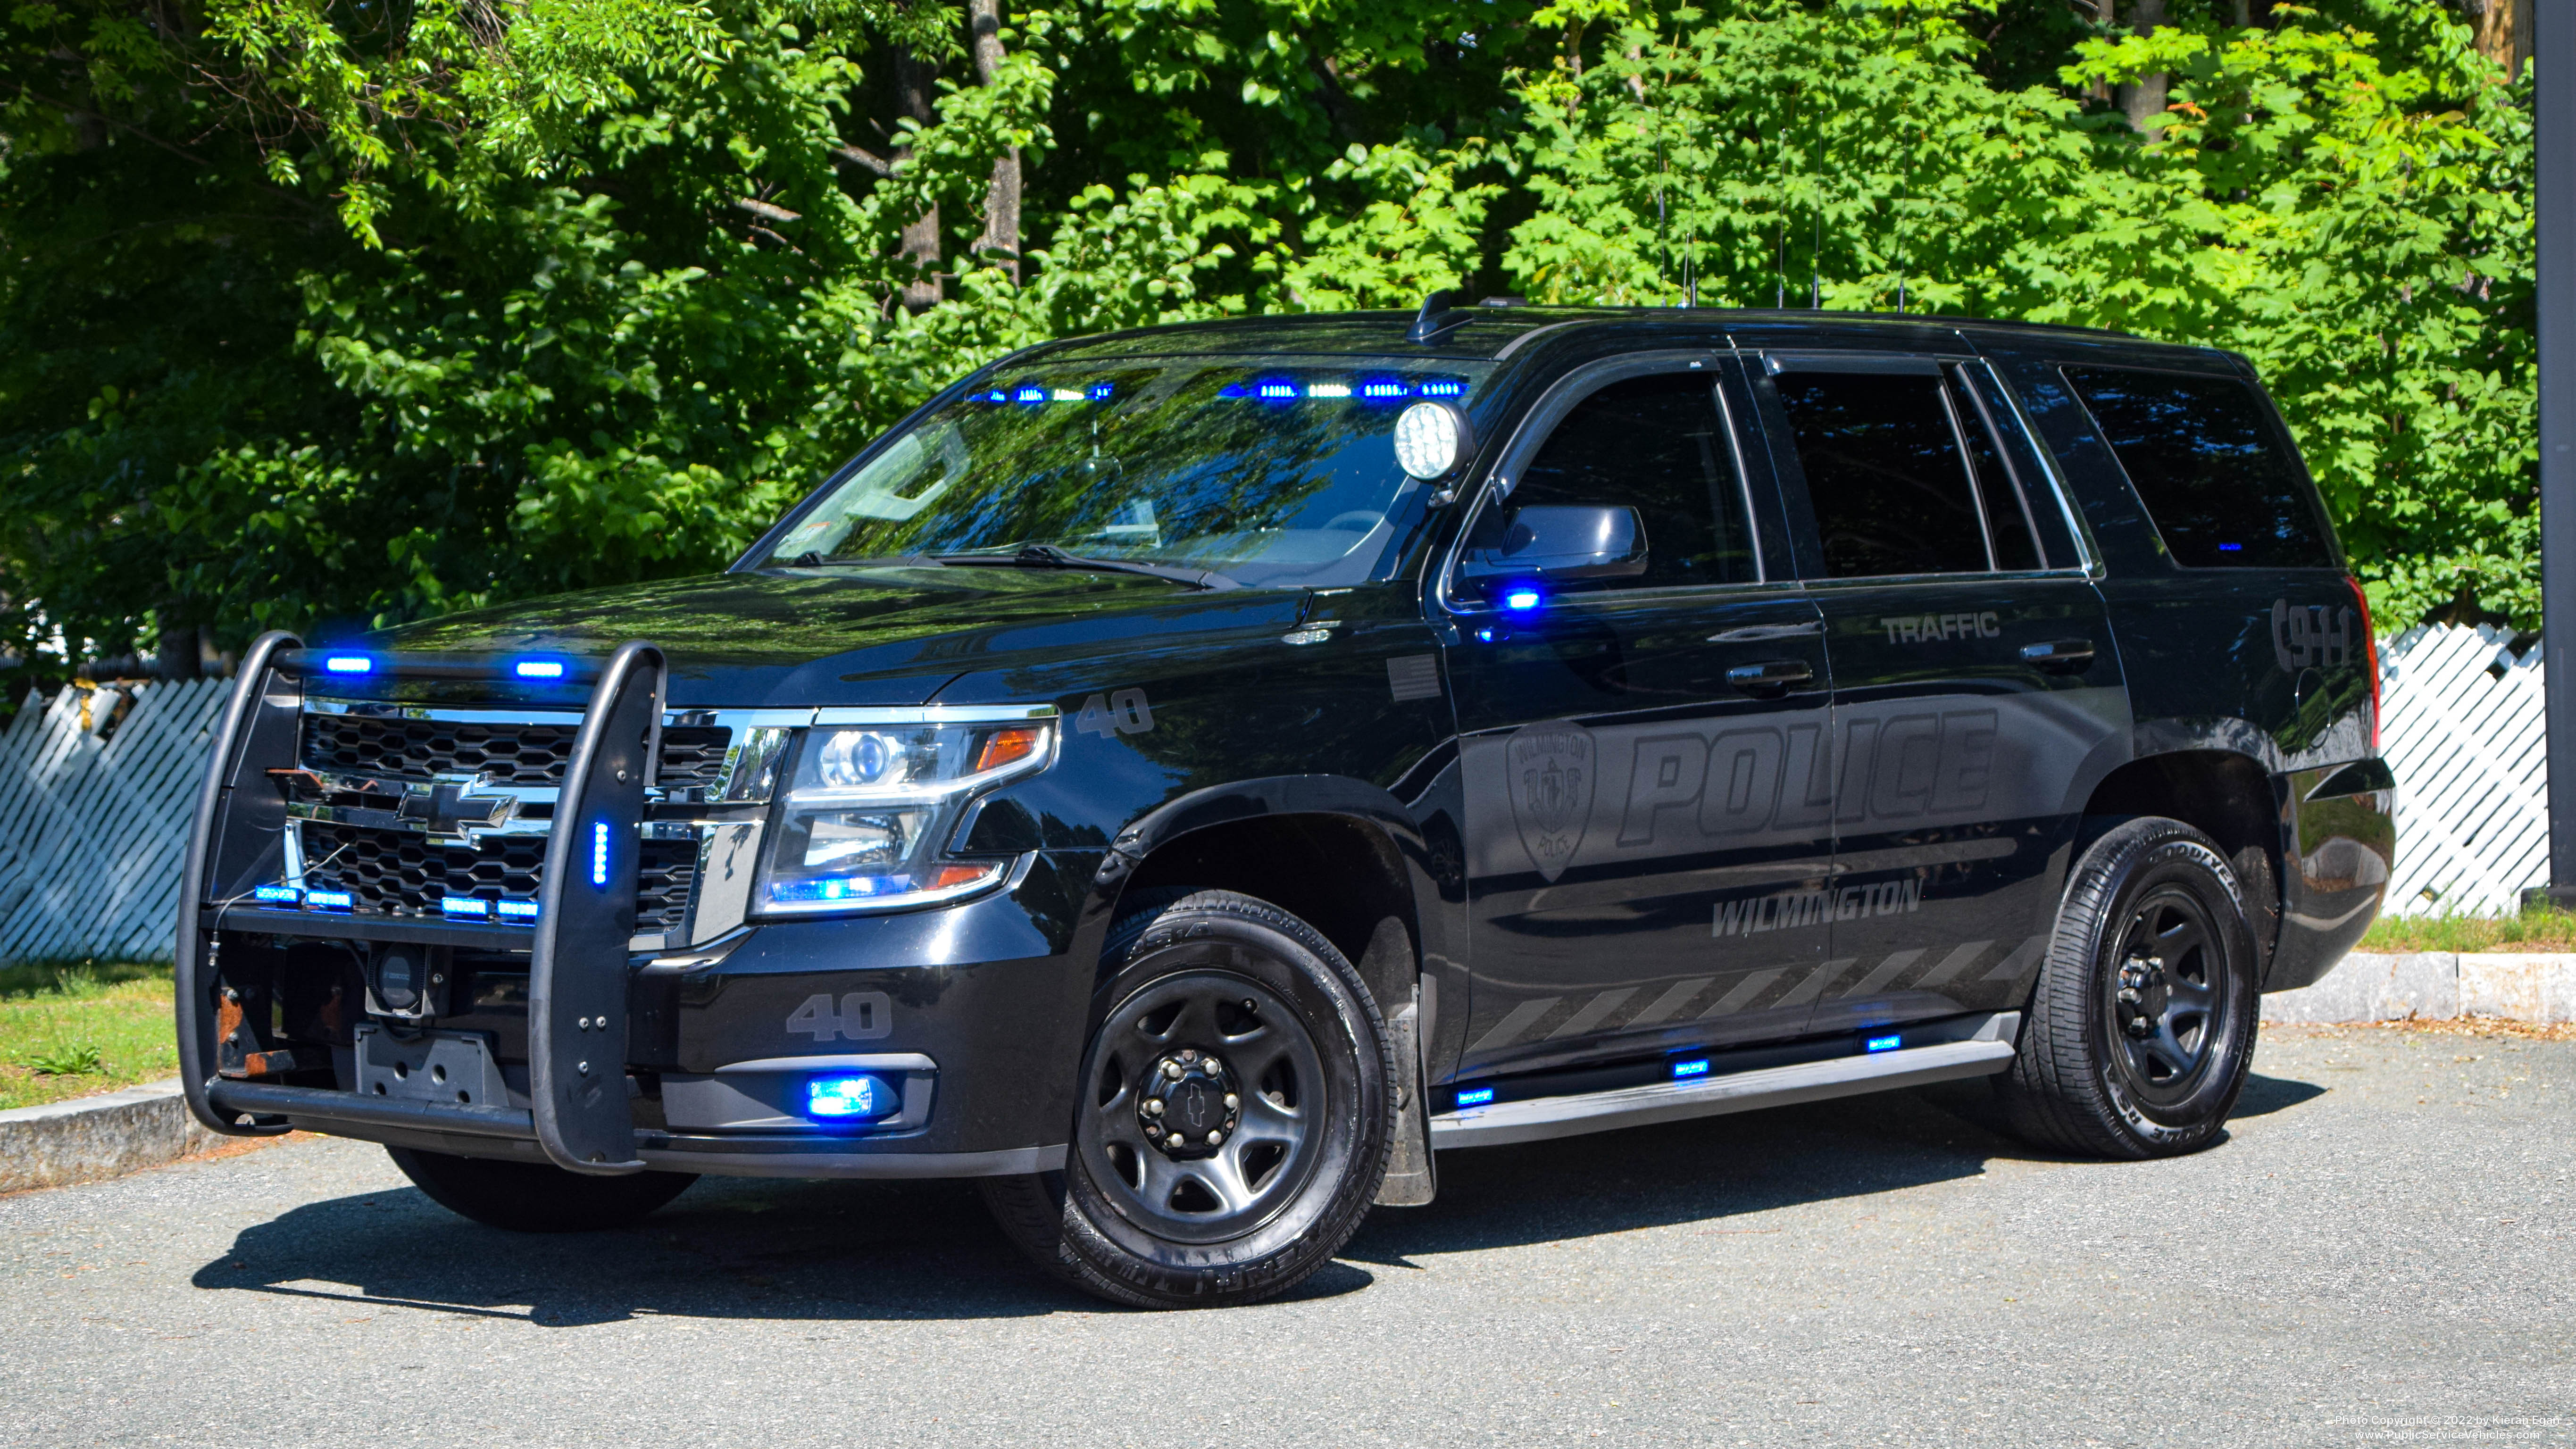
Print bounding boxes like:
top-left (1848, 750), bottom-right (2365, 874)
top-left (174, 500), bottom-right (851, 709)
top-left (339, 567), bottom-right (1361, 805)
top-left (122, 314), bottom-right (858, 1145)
top-left (2262, 951), bottom-right (2576, 1025)
top-left (0, 1079), bottom-right (225, 1193)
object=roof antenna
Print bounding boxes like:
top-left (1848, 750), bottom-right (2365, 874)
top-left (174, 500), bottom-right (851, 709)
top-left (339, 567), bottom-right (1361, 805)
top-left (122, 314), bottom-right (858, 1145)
top-left (1407, 289), bottom-right (1465, 345)
top-left (1810, 210), bottom-right (1821, 308)
top-left (1897, 275), bottom-right (1907, 315)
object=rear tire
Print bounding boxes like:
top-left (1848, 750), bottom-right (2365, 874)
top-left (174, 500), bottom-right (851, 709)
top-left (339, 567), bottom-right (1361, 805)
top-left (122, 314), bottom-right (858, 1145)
top-left (1995, 816), bottom-right (2259, 1159)
top-left (388, 1147), bottom-right (697, 1232)
top-left (981, 889), bottom-right (1394, 1308)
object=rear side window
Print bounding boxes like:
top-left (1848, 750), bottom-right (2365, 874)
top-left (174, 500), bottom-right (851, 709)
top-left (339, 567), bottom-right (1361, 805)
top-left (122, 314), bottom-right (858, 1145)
top-left (1770, 370), bottom-right (2008, 577)
top-left (2061, 366), bottom-right (2336, 569)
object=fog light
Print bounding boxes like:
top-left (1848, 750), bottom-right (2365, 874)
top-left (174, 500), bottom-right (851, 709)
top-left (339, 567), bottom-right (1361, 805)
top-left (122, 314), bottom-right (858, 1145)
top-left (806, 1074), bottom-right (898, 1121)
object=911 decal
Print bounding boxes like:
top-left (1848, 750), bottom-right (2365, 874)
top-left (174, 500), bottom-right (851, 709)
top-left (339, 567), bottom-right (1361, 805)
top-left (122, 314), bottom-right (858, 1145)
top-left (786, 991), bottom-right (893, 1042)
top-left (1075, 688), bottom-right (1155, 738)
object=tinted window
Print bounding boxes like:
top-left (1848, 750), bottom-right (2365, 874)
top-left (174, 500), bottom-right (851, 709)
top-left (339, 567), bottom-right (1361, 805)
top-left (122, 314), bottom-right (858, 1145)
top-left (1948, 366), bottom-right (2043, 571)
top-left (1492, 373), bottom-right (1757, 591)
top-left (2062, 366), bottom-right (2335, 569)
top-left (1773, 371), bottom-right (1987, 577)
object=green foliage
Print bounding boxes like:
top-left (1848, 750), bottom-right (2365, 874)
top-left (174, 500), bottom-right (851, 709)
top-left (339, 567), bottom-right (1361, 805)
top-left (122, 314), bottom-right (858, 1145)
top-left (0, 0), bottom-right (2539, 676)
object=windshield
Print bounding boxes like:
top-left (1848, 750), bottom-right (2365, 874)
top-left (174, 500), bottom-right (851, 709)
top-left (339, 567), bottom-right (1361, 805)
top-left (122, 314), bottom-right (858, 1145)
top-left (754, 357), bottom-right (1494, 589)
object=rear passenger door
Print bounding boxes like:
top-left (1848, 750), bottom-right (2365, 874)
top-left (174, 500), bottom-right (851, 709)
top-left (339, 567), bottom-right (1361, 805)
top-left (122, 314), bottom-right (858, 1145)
top-left (1749, 352), bottom-right (2129, 1034)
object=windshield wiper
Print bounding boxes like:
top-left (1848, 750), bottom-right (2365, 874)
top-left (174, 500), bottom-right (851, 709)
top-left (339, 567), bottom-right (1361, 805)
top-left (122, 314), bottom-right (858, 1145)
top-left (931, 543), bottom-right (1239, 591)
top-left (778, 552), bottom-right (949, 570)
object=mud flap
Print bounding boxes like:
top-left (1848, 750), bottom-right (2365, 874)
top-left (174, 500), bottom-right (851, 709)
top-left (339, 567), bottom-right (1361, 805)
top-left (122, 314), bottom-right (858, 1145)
top-left (529, 641), bottom-right (661, 1174)
top-left (1375, 990), bottom-right (1438, 1207)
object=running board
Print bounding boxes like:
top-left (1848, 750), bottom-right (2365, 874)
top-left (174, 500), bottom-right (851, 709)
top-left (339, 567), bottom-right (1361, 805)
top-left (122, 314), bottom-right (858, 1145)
top-left (1429, 1013), bottom-right (2020, 1150)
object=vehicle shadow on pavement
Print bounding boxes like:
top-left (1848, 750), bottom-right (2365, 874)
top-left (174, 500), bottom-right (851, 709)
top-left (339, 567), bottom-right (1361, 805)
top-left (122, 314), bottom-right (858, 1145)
top-left (184, 1069), bottom-right (2326, 1321)
top-left (1338, 1069), bottom-right (2329, 1269)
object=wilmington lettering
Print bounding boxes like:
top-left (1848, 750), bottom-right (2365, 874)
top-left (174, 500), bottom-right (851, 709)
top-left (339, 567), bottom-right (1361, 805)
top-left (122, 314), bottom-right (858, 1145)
top-left (1712, 878), bottom-right (1924, 938)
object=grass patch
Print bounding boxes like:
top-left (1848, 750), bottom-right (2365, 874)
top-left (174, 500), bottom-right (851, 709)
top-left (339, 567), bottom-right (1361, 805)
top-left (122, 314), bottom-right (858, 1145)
top-left (2357, 907), bottom-right (2576, 955)
top-left (0, 961), bottom-right (177, 1112)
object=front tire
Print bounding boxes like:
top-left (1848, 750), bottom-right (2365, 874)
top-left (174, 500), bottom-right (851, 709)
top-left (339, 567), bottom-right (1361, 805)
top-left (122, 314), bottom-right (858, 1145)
top-left (388, 1147), bottom-right (697, 1232)
top-left (1995, 817), bottom-right (2259, 1159)
top-left (982, 889), bottom-right (1395, 1308)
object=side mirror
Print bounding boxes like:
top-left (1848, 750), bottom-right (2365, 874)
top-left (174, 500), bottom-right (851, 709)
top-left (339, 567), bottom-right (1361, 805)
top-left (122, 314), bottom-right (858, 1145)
top-left (1459, 504), bottom-right (1649, 589)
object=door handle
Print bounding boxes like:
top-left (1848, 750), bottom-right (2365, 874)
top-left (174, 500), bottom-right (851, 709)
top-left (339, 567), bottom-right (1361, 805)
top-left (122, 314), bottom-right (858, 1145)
top-left (2021, 638), bottom-right (2097, 671)
top-left (1727, 658), bottom-right (1815, 692)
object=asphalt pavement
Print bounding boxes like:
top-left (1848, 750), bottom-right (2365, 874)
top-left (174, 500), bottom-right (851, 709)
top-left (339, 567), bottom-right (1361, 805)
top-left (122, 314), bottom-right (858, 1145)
top-left (1, 1023), bottom-right (2569, 1448)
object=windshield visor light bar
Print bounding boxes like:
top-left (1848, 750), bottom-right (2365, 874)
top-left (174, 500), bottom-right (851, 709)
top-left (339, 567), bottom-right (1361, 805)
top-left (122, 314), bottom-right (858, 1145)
top-left (1217, 377), bottom-right (1469, 403)
top-left (806, 1074), bottom-right (900, 1122)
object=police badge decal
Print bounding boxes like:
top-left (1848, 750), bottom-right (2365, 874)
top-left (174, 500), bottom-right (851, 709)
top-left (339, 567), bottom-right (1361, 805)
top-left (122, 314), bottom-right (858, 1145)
top-left (1507, 722), bottom-right (1595, 883)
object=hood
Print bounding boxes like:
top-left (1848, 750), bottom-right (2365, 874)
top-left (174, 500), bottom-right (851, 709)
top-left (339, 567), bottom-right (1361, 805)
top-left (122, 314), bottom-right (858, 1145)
top-left (367, 565), bottom-right (1308, 708)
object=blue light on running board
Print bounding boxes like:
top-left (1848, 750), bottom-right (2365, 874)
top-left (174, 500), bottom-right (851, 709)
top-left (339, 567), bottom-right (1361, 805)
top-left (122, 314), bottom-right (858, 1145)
top-left (497, 899), bottom-right (540, 922)
top-left (806, 1074), bottom-right (898, 1121)
top-left (1672, 1058), bottom-right (1711, 1079)
top-left (1502, 589), bottom-right (1542, 611)
top-left (322, 655), bottom-right (372, 675)
top-left (440, 897), bottom-right (490, 919)
top-left (514, 658), bottom-right (565, 679)
top-left (1866, 1034), bottom-right (1901, 1052)
top-left (1455, 1086), bottom-right (1496, 1108)
top-left (252, 884), bottom-right (301, 906)
top-left (304, 890), bottom-right (353, 912)
top-left (591, 821), bottom-right (609, 888)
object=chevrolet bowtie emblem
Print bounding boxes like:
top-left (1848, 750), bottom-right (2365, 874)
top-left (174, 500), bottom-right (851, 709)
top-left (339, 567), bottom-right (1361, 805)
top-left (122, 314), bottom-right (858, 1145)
top-left (399, 781), bottom-right (519, 840)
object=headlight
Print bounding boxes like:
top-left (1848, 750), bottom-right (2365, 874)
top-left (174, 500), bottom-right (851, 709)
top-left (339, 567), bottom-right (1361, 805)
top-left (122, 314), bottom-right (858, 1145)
top-left (751, 707), bottom-right (1056, 917)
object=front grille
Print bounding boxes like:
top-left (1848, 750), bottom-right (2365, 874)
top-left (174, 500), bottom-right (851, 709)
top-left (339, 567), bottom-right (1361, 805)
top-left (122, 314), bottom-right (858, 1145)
top-left (302, 715), bottom-right (731, 791)
top-left (301, 822), bottom-right (700, 935)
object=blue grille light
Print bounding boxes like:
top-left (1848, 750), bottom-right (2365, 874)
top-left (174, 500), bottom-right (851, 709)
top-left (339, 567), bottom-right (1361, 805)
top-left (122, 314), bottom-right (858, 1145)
top-left (304, 890), bottom-right (353, 912)
top-left (1672, 1058), bottom-right (1712, 1079)
top-left (497, 899), bottom-right (540, 922)
top-left (513, 658), bottom-right (566, 680)
top-left (1455, 1086), bottom-right (1496, 1108)
top-left (322, 655), bottom-right (372, 675)
top-left (806, 1074), bottom-right (898, 1121)
top-left (1502, 589), bottom-right (1543, 611)
top-left (591, 821), bottom-right (610, 888)
top-left (253, 884), bottom-right (302, 906)
top-left (440, 896), bottom-right (490, 919)
top-left (1866, 1034), bottom-right (1901, 1053)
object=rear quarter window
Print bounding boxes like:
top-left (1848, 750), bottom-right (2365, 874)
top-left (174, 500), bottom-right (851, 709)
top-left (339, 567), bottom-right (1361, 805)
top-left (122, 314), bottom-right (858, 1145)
top-left (2060, 366), bottom-right (2337, 569)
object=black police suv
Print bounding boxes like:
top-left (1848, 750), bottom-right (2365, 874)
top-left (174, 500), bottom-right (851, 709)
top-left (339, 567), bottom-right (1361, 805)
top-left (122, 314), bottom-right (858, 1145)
top-left (175, 297), bottom-right (2394, 1308)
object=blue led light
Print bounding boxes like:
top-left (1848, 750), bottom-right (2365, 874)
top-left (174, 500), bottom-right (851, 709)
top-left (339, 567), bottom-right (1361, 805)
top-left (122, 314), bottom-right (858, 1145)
top-left (304, 890), bottom-right (353, 912)
top-left (1502, 589), bottom-right (1542, 611)
top-left (1672, 1058), bottom-right (1712, 1079)
top-left (440, 896), bottom-right (490, 919)
top-left (1012, 385), bottom-right (1048, 405)
top-left (1361, 381), bottom-right (1410, 400)
top-left (2218, 542), bottom-right (2244, 552)
top-left (322, 655), bottom-right (372, 675)
top-left (979, 389), bottom-right (1009, 403)
top-left (1419, 380), bottom-right (1467, 397)
top-left (1866, 1034), bottom-right (1901, 1052)
top-left (1456, 1086), bottom-right (1496, 1108)
top-left (591, 821), bottom-right (609, 888)
top-left (253, 884), bottom-right (301, 906)
top-left (1088, 383), bottom-right (1114, 400)
top-left (768, 874), bottom-right (907, 904)
top-left (806, 1074), bottom-right (899, 1121)
top-left (497, 899), bottom-right (540, 922)
top-left (514, 659), bottom-right (566, 680)
top-left (1256, 382), bottom-right (1297, 400)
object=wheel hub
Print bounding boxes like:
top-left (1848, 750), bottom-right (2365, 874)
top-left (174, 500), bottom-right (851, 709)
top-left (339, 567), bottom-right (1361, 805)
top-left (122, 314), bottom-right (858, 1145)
top-left (2117, 955), bottom-right (2169, 1037)
top-left (1137, 1047), bottom-right (1241, 1157)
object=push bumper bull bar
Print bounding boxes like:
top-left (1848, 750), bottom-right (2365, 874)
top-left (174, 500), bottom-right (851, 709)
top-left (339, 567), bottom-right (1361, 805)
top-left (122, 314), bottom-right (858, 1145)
top-left (177, 631), bottom-right (669, 1176)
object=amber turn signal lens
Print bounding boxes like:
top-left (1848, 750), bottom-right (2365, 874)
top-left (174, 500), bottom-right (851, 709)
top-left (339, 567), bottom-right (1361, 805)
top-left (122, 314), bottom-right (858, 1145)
top-left (974, 726), bottom-right (1043, 773)
top-left (927, 863), bottom-right (999, 890)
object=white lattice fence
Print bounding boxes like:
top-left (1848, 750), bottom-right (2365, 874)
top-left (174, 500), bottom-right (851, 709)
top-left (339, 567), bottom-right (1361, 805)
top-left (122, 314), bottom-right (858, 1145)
top-left (0, 679), bottom-right (228, 964)
top-left (2378, 624), bottom-right (2548, 917)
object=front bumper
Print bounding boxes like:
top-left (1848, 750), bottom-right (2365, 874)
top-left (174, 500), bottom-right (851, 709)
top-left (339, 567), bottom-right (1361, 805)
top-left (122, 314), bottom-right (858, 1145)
top-left (177, 634), bottom-right (1101, 1179)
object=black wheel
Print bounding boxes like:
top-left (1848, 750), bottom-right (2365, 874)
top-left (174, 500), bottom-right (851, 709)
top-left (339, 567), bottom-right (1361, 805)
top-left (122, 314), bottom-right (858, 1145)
top-left (981, 889), bottom-right (1394, 1308)
top-left (1995, 816), bottom-right (2259, 1159)
top-left (388, 1146), bottom-right (697, 1232)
